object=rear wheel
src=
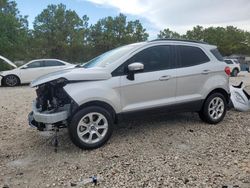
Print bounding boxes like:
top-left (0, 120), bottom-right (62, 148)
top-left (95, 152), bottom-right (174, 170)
top-left (232, 69), bottom-right (238, 77)
top-left (3, 75), bottom-right (20, 87)
top-left (68, 106), bottom-right (114, 149)
top-left (199, 93), bottom-right (227, 124)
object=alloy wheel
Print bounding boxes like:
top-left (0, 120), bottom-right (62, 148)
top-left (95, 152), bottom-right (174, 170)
top-left (77, 112), bottom-right (108, 144)
top-left (5, 75), bottom-right (18, 86)
top-left (208, 97), bottom-right (225, 120)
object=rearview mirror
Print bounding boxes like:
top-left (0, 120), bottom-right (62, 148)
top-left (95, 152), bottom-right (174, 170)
top-left (127, 62), bottom-right (144, 80)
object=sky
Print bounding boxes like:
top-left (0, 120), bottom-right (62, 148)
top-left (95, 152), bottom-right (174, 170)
top-left (15, 0), bottom-right (250, 39)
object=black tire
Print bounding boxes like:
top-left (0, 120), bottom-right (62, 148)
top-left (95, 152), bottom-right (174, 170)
top-left (3, 75), bottom-right (20, 87)
top-left (68, 106), bottom-right (114, 149)
top-left (199, 93), bottom-right (227, 124)
top-left (231, 69), bottom-right (238, 77)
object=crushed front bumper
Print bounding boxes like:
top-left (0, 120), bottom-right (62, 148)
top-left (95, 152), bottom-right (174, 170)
top-left (28, 101), bottom-right (71, 130)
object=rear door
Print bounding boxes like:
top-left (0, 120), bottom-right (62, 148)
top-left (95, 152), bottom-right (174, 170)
top-left (175, 45), bottom-right (212, 104)
top-left (116, 45), bottom-right (177, 112)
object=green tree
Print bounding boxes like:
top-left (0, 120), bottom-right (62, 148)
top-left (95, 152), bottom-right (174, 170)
top-left (184, 25), bottom-right (204, 41)
top-left (0, 0), bottom-right (29, 60)
top-left (89, 13), bottom-right (148, 57)
top-left (33, 4), bottom-right (89, 62)
top-left (159, 25), bottom-right (250, 56)
top-left (158, 28), bottom-right (181, 39)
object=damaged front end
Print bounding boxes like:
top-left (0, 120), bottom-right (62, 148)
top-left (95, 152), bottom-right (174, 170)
top-left (28, 78), bottom-right (77, 131)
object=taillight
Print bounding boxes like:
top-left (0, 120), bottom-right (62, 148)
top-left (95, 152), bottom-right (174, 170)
top-left (224, 66), bottom-right (231, 76)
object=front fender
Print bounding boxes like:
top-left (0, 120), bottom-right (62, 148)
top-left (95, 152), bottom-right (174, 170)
top-left (63, 79), bottom-right (121, 113)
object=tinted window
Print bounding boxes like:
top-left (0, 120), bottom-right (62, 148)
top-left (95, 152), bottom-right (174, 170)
top-left (131, 46), bottom-right (173, 72)
top-left (210, 48), bottom-right (224, 61)
top-left (112, 45), bottom-right (174, 76)
top-left (178, 46), bottom-right (210, 67)
top-left (225, 60), bottom-right (233, 64)
top-left (233, 59), bottom-right (239, 64)
top-left (27, 61), bottom-right (44, 68)
top-left (44, 60), bottom-right (64, 67)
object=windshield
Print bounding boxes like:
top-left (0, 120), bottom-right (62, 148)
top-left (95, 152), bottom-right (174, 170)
top-left (83, 44), bottom-right (140, 68)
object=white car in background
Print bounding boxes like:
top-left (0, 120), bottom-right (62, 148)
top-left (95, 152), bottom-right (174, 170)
top-left (0, 59), bottom-right (74, 86)
top-left (224, 59), bottom-right (241, 77)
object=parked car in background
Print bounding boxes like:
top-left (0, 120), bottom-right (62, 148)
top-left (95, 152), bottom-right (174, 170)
top-left (224, 58), bottom-right (241, 77)
top-left (29, 40), bottom-right (230, 149)
top-left (0, 59), bottom-right (74, 86)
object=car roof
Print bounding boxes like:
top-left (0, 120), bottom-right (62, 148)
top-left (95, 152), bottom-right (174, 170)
top-left (148, 39), bottom-right (217, 50)
top-left (150, 39), bottom-right (208, 44)
top-left (28, 59), bottom-right (69, 64)
top-left (30, 59), bottom-right (65, 61)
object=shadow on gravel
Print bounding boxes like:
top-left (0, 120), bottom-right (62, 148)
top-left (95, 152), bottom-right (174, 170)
top-left (0, 83), bottom-right (30, 87)
top-left (29, 112), bottom-right (201, 154)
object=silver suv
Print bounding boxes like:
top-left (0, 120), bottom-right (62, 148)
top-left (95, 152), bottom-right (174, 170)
top-left (28, 40), bottom-right (230, 149)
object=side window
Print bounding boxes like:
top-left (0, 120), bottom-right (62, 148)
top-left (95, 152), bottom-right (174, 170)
top-left (210, 48), bottom-right (224, 62)
top-left (225, 60), bottom-right (233, 64)
top-left (131, 45), bottom-right (173, 72)
top-left (112, 45), bottom-right (174, 76)
top-left (178, 46), bottom-right (210, 67)
top-left (44, 60), bottom-right (64, 67)
top-left (27, 61), bottom-right (44, 68)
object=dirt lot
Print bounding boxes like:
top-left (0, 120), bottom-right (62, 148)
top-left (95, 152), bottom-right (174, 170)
top-left (0, 74), bottom-right (250, 188)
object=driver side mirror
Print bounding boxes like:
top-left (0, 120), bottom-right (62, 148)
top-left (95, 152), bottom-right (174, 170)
top-left (127, 62), bottom-right (144, 80)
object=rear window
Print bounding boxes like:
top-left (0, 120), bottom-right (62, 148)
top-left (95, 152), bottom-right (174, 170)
top-left (225, 60), bottom-right (233, 64)
top-left (178, 46), bottom-right (210, 67)
top-left (44, 60), bottom-right (64, 67)
top-left (210, 48), bottom-right (224, 61)
top-left (233, 59), bottom-right (240, 64)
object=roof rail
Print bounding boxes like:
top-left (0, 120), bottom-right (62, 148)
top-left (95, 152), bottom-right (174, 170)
top-left (150, 39), bottom-right (208, 44)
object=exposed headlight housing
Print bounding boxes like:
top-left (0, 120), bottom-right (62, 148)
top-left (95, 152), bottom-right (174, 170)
top-left (50, 78), bottom-right (68, 86)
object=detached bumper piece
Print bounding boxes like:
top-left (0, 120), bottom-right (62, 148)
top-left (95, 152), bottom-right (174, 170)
top-left (28, 101), bottom-right (70, 131)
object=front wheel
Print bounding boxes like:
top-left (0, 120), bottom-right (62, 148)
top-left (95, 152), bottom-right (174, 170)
top-left (199, 93), bottom-right (227, 124)
top-left (3, 75), bottom-right (20, 87)
top-left (68, 106), bottom-right (114, 149)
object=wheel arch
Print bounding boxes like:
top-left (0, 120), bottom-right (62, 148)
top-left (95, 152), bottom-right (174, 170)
top-left (2, 74), bottom-right (21, 86)
top-left (205, 88), bottom-right (230, 104)
top-left (232, 67), bottom-right (239, 72)
top-left (76, 100), bottom-right (117, 123)
top-left (231, 68), bottom-right (239, 76)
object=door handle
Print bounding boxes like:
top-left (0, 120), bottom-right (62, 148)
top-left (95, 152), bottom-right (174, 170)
top-left (201, 70), bottom-right (211, 75)
top-left (159, 75), bottom-right (171, 81)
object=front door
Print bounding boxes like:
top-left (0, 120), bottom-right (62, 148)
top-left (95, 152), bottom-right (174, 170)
top-left (20, 60), bottom-right (46, 83)
top-left (118, 45), bottom-right (177, 112)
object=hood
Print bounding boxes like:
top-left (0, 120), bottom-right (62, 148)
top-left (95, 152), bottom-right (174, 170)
top-left (30, 67), bottom-right (112, 87)
top-left (0, 55), bottom-right (17, 69)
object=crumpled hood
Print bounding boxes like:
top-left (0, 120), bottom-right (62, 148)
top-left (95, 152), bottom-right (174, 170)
top-left (30, 67), bottom-right (112, 87)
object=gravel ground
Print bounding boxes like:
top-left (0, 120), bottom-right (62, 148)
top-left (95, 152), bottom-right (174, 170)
top-left (0, 73), bottom-right (250, 188)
